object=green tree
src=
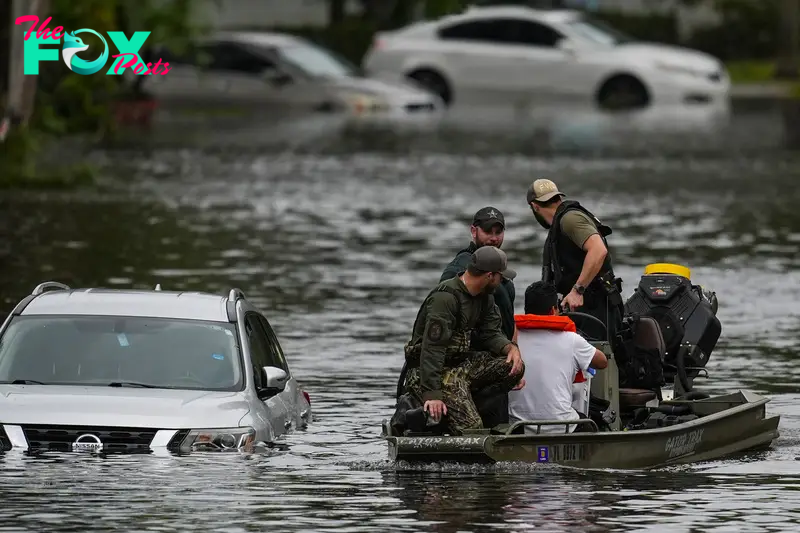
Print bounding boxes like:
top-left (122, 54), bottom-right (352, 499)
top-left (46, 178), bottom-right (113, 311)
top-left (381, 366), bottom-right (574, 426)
top-left (2, 0), bottom-right (210, 188)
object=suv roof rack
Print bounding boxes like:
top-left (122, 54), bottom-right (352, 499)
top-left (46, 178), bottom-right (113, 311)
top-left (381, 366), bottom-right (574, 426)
top-left (225, 288), bottom-right (247, 323)
top-left (31, 281), bottom-right (70, 296)
top-left (228, 288), bottom-right (246, 302)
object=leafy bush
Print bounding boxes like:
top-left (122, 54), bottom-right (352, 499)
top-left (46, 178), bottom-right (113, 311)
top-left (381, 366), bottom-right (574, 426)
top-left (264, 19), bottom-right (379, 65)
top-left (685, 0), bottom-right (780, 61)
top-left (591, 10), bottom-right (680, 46)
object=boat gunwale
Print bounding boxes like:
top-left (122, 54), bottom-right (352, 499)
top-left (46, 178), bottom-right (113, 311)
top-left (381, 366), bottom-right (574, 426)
top-left (384, 390), bottom-right (773, 445)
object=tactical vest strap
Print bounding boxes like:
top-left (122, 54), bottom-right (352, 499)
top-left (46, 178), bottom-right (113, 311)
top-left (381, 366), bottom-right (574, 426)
top-left (544, 200), bottom-right (615, 294)
top-left (404, 281), bottom-right (490, 360)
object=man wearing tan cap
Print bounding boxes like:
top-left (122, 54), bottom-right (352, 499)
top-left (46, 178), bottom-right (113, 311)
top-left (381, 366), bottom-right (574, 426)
top-left (395, 246), bottom-right (525, 435)
top-left (526, 178), bottom-right (624, 340)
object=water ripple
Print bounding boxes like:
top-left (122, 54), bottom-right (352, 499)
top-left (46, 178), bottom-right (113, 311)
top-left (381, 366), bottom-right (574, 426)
top-left (0, 134), bottom-right (799, 531)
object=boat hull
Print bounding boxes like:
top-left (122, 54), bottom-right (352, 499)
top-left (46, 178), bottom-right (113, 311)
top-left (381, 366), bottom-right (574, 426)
top-left (384, 390), bottom-right (780, 469)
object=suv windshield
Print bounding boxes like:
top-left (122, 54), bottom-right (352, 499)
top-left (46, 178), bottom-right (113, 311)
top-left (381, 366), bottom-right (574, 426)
top-left (565, 16), bottom-right (634, 46)
top-left (0, 316), bottom-right (243, 391)
top-left (278, 42), bottom-right (359, 78)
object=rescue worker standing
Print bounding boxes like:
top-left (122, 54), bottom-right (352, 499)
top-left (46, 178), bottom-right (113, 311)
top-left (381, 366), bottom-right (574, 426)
top-left (440, 206), bottom-right (517, 343)
top-left (402, 246), bottom-right (525, 434)
top-left (526, 178), bottom-right (624, 340)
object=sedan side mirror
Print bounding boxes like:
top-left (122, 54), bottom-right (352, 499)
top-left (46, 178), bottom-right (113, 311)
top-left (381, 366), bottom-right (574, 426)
top-left (557, 38), bottom-right (577, 55)
top-left (262, 68), bottom-right (293, 87)
top-left (258, 366), bottom-right (288, 398)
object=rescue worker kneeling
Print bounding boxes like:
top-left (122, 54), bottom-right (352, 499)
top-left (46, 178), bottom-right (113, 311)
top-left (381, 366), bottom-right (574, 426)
top-left (401, 247), bottom-right (525, 435)
top-left (508, 281), bottom-right (608, 434)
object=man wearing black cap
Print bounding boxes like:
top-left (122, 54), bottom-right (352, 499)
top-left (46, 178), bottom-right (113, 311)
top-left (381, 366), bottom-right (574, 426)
top-left (399, 246), bottom-right (525, 435)
top-left (441, 206), bottom-right (517, 344)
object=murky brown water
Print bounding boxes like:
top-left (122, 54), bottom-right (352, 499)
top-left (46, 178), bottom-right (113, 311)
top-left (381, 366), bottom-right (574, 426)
top-left (1, 109), bottom-right (800, 532)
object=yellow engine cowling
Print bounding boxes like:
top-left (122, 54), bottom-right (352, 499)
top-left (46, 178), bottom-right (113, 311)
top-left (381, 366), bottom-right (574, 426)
top-left (643, 263), bottom-right (691, 280)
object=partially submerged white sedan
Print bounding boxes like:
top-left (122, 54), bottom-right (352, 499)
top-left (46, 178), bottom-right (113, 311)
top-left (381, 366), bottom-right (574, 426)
top-left (363, 5), bottom-right (730, 112)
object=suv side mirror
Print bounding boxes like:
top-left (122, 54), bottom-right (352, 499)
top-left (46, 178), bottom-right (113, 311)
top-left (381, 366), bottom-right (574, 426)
top-left (258, 366), bottom-right (288, 398)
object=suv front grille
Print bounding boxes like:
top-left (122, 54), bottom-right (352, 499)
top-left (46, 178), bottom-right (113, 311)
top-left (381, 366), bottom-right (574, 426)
top-left (21, 425), bottom-right (157, 453)
top-left (0, 427), bottom-right (11, 452)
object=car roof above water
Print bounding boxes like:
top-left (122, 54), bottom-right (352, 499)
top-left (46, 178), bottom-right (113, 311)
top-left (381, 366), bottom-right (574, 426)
top-left (210, 30), bottom-right (307, 48)
top-left (19, 289), bottom-right (233, 323)
top-left (391, 7), bottom-right (581, 37)
top-left (462, 6), bottom-right (581, 23)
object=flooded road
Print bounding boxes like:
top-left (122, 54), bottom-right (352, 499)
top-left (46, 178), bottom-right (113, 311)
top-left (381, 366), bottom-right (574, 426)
top-left (1, 108), bottom-right (800, 532)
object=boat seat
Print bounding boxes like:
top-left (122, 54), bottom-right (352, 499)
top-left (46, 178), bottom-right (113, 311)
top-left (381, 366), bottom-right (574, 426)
top-left (619, 388), bottom-right (658, 410)
top-left (634, 316), bottom-right (667, 358)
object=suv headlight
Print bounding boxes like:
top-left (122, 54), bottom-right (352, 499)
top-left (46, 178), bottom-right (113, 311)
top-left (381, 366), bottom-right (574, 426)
top-left (178, 427), bottom-right (256, 452)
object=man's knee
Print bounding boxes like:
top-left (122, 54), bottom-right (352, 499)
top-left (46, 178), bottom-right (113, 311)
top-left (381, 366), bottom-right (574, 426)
top-left (492, 357), bottom-right (525, 384)
top-left (508, 358), bottom-right (525, 380)
top-left (471, 351), bottom-right (520, 373)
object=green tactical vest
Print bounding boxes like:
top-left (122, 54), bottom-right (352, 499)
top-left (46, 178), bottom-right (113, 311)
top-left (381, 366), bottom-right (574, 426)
top-left (403, 282), bottom-right (490, 367)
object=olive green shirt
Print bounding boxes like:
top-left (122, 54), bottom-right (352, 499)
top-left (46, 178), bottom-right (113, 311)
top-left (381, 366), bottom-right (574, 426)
top-left (561, 210), bottom-right (599, 249)
top-left (409, 276), bottom-right (511, 402)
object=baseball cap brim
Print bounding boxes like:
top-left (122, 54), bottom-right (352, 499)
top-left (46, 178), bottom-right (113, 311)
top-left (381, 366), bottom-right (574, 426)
top-left (500, 268), bottom-right (517, 281)
top-left (478, 219), bottom-right (504, 231)
top-left (533, 191), bottom-right (564, 203)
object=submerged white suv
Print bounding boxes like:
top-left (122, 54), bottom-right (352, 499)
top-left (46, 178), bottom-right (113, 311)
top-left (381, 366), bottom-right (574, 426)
top-left (0, 282), bottom-right (312, 455)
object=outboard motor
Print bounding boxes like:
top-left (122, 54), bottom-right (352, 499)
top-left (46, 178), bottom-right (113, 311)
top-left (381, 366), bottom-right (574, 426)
top-left (624, 263), bottom-right (721, 391)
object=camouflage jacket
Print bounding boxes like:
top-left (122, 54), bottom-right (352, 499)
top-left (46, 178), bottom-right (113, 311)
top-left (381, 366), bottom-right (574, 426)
top-left (404, 276), bottom-right (511, 401)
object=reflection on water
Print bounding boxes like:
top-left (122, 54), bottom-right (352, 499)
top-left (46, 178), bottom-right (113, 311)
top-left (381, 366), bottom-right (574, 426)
top-left (2, 447), bottom-right (800, 532)
top-left (112, 100), bottom-right (791, 157)
top-left (1, 108), bottom-right (800, 531)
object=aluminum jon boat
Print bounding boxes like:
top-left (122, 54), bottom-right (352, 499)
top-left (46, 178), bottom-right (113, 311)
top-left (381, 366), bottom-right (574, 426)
top-left (381, 387), bottom-right (780, 469)
top-left (382, 264), bottom-right (781, 469)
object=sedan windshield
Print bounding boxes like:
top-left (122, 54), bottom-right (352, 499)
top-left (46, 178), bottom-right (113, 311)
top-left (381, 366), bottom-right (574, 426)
top-left (0, 316), bottom-right (243, 391)
top-left (278, 43), bottom-right (359, 78)
top-left (565, 16), bottom-right (634, 46)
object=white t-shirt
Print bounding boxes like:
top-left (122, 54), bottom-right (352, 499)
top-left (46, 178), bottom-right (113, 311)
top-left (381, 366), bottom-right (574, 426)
top-left (508, 329), bottom-right (596, 434)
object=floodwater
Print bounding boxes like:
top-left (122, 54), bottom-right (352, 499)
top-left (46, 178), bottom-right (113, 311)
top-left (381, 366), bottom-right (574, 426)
top-left (1, 104), bottom-right (800, 532)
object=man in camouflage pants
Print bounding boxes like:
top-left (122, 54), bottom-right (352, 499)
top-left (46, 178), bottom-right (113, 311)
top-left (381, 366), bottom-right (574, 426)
top-left (402, 246), bottom-right (526, 434)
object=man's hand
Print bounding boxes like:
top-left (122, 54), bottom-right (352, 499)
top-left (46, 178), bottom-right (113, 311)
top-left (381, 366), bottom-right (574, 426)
top-left (512, 378), bottom-right (526, 391)
top-left (562, 289), bottom-right (584, 311)
top-left (423, 400), bottom-right (447, 421)
top-left (506, 343), bottom-right (523, 375)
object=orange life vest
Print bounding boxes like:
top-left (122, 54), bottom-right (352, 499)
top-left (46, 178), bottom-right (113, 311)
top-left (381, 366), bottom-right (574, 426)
top-left (514, 314), bottom-right (576, 332)
top-left (513, 314), bottom-right (589, 383)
